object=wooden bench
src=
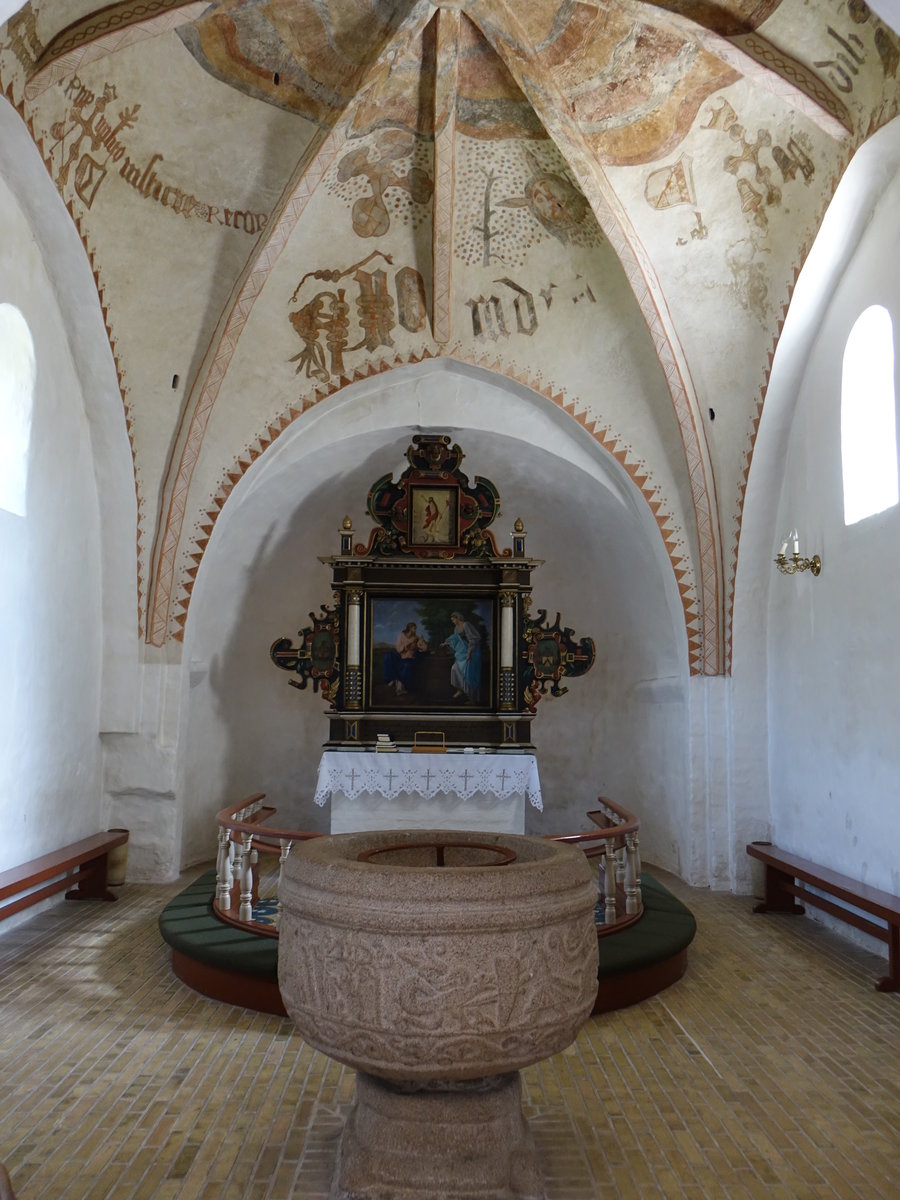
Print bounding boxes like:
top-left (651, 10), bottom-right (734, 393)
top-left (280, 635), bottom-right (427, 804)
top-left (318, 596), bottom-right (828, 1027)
top-left (747, 842), bottom-right (900, 992)
top-left (0, 831), bottom-right (129, 923)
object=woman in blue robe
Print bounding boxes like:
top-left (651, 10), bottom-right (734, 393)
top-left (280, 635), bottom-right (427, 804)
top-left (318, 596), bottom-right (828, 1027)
top-left (442, 612), bottom-right (481, 702)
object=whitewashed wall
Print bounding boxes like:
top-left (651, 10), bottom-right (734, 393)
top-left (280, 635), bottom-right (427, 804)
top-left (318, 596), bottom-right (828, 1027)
top-left (0, 176), bottom-right (105, 868)
top-left (176, 364), bottom-right (692, 875)
top-left (734, 119), bottom-right (900, 905)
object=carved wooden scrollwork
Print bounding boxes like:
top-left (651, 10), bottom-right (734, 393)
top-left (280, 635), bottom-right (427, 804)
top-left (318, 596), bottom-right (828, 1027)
top-left (270, 601), bottom-right (342, 709)
top-left (521, 609), bottom-right (596, 712)
top-left (359, 434), bottom-right (505, 559)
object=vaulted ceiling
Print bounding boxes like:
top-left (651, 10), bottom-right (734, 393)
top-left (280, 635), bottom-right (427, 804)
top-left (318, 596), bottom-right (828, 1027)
top-left (2, 1), bottom-right (898, 673)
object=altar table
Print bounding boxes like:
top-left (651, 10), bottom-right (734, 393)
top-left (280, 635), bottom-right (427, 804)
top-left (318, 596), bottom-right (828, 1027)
top-left (314, 751), bottom-right (543, 836)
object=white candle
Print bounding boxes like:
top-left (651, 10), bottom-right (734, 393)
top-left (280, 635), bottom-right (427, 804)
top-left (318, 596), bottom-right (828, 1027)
top-left (501, 605), bottom-right (514, 668)
top-left (792, 529), bottom-right (799, 556)
top-left (779, 537), bottom-right (788, 557)
top-left (347, 602), bottom-right (360, 667)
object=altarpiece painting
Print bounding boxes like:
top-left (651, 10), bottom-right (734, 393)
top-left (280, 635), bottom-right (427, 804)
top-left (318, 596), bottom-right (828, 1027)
top-left (271, 434), bottom-right (595, 748)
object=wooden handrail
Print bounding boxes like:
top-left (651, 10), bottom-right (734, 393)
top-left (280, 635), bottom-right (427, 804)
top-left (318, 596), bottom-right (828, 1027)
top-left (212, 791), bottom-right (642, 938)
top-left (550, 797), bottom-right (640, 855)
top-left (214, 794), bottom-right (323, 930)
top-left (215, 795), bottom-right (323, 850)
top-left (550, 797), bottom-right (643, 930)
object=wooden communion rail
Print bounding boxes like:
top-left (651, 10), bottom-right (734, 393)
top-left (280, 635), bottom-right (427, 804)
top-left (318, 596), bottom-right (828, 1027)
top-left (163, 796), bottom-right (699, 1015)
top-left (214, 794), bottom-right (642, 937)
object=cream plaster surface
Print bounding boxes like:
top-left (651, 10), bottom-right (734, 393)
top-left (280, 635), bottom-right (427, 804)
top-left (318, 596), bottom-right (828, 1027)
top-left (767, 156), bottom-right (900, 900)
top-left (733, 117), bottom-right (900, 907)
top-left (31, 2), bottom-right (98, 37)
top-left (0, 99), bottom-right (139, 731)
top-left (608, 77), bottom-right (848, 523)
top-left (754, 2), bottom-right (900, 128)
top-left (0, 174), bottom-right (105, 871)
top-left (20, 30), bottom-right (316, 546)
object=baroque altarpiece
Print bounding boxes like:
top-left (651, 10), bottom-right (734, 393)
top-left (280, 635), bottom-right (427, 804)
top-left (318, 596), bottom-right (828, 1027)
top-left (271, 435), bottom-right (595, 749)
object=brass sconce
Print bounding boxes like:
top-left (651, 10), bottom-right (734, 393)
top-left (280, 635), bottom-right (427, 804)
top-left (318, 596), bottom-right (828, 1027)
top-left (774, 529), bottom-right (821, 576)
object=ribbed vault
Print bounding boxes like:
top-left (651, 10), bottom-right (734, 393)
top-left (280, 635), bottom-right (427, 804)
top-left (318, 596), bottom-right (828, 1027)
top-left (1, 0), bottom-right (897, 674)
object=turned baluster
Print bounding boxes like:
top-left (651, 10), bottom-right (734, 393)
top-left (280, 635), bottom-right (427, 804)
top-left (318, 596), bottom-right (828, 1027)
top-left (239, 833), bottom-right (255, 922)
top-left (625, 831), bottom-right (642, 914)
top-left (231, 837), bottom-right (245, 910)
top-left (603, 839), bottom-right (618, 924)
top-left (615, 844), bottom-right (626, 887)
top-left (274, 838), bottom-right (293, 928)
top-left (216, 826), bottom-right (235, 909)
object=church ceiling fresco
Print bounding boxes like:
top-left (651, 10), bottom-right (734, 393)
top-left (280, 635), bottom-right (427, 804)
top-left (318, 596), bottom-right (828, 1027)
top-left (1, 0), bottom-right (898, 673)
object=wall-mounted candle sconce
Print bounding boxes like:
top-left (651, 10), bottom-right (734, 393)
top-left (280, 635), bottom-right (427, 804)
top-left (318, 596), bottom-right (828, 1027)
top-left (774, 529), bottom-right (821, 576)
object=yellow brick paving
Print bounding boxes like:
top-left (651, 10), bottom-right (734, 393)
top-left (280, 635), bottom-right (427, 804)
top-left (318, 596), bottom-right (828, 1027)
top-left (1, 867), bottom-right (898, 1199)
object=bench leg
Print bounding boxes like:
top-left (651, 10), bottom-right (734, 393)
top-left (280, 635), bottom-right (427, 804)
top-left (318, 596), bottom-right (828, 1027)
top-left (752, 864), bottom-right (805, 916)
top-left (64, 856), bottom-right (118, 903)
top-left (876, 922), bottom-right (900, 993)
top-left (0, 1161), bottom-right (18, 1200)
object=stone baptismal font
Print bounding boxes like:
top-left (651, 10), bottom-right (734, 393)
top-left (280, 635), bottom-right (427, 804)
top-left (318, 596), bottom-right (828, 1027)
top-left (278, 829), bottom-right (598, 1199)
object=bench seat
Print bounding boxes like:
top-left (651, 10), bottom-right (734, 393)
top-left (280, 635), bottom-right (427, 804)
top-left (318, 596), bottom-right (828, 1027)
top-left (0, 831), bottom-right (129, 922)
top-left (746, 842), bottom-right (900, 992)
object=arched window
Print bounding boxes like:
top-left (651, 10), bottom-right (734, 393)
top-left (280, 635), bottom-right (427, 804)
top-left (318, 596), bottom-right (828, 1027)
top-left (841, 305), bottom-right (897, 526)
top-left (0, 303), bottom-right (35, 518)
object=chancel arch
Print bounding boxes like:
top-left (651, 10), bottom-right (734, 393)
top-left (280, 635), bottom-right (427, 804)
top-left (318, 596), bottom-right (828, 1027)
top-left (174, 361), bottom-right (693, 880)
top-left (731, 115), bottom-right (900, 898)
top-left (0, 96), bottom-right (138, 732)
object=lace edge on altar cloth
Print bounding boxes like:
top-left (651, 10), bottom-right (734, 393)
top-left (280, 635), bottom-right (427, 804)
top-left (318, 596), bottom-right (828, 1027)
top-left (313, 753), bottom-right (543, 811)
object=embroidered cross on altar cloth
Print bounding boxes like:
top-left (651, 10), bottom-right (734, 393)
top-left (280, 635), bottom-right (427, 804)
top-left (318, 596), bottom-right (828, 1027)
top-left (314, 751), bottom-right (543, 812)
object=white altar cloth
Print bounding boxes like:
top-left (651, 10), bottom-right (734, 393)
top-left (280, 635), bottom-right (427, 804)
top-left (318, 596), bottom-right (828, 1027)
top-left (315, 751), bottom-right (542, 836)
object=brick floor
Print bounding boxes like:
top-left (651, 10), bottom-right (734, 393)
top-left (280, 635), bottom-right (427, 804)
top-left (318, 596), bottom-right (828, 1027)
top-left (1, 867), bottom-right (898, 1198)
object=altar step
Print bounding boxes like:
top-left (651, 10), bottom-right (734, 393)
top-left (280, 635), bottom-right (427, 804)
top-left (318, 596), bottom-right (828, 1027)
top-left (593, 872), bottom-right (696, 1013)
top-left (159, 869), bottom-right (695, 1018)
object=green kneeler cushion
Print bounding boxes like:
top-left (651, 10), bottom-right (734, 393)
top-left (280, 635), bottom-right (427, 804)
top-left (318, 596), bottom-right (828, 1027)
top-left (159, 867), bottom-right (696, 1012)
top-left (597, 871), bottom-right (697, 979)
top-left (158, 868), bottom-right (278, 980)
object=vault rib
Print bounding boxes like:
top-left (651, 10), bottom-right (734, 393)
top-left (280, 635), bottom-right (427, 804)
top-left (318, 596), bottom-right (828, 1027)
top-left (146, 0), bottom-right (437, 647)
top-left (432, 6), bottom-right (460, 345)
top-left (467, 0), bottom-right (724, 676)
top-left (631, 0), bottom-right (853, 138)
top-left (715, 33), bottom-right (851, 138)
top-left (25, 2), bottom-right (209, 100)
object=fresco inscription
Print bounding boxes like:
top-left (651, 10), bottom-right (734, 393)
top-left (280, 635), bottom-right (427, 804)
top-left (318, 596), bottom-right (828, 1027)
top-left (466, 295), bottom-right (507, 341)
top-left (288, 252), bottom-right (427, 382)
top-left (702, 98), bottom-right (814, 232)
top-left (2, 7), bottom-right (42, 71)
top-left (675, 212), bottom-right (709, 246)
top-left (46, 75), bottom-right (267, 232)
top-left (814, 25), bottom-right (867, 93)
top-left (465, 274), bottom-right (594, 340)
